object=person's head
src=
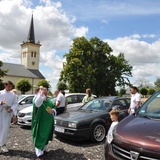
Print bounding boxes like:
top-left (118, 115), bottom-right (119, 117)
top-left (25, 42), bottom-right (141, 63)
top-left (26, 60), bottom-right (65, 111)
top-left (86, 88), bottom-right (91, 97)
top-left (4, 81), bottom-right (13, 91)
top-left (61, 90), bottom-right (65, 95)
top-left (39, 86), bottom-right (48, 96)
top-left (54, 90), bottom-right (59, 97)
top-left (11, 89), bottom-right (17, 94)
top-left (109, 109), bottom-right (119, 122)
top-left (34, 87), bottom-right (39, 94)
top-left (130, 86), bottom-right (139, 94)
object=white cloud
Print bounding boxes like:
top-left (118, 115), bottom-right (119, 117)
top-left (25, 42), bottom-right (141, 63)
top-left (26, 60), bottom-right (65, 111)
top-left (104, 35), bottom-right (160, 85)
top-left (74, 26), bottom-right (88, 37)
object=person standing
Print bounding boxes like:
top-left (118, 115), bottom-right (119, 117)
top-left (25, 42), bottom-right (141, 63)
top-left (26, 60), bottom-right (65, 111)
top-left (56, 90), bottom-right (66, 115)
top-left (0, 81), bottom-right (18, 153)
top-left (128, 86), bottom-right (141, 115)
top-left (32, 86), bottom-right (56, 160)
top-left (104, 109), bottom-right (119, 159)
top-left (82, 88), bottom-right (94, 105)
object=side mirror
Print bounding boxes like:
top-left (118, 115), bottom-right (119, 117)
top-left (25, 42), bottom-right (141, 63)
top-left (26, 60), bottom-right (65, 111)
top-left (112, 105), bottom-right (121, 111)
top-left (20, 101), bottom-right (26, 105)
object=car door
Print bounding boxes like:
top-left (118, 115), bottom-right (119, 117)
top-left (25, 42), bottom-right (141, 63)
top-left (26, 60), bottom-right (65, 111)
top-left (18, 96), bottom-right (34, 111)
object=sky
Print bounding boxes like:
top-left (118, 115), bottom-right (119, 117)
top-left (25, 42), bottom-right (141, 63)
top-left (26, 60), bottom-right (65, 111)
top-left (1, 0), bottom-right (160, 92)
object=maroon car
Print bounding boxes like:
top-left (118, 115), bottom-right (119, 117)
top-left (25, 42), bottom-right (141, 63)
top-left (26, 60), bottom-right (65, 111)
top-left (105, 90), bottom-right (160, 160)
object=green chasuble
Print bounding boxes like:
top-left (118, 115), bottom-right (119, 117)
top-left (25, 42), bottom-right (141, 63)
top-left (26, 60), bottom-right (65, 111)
top-left (32, 98), bottom-right (56, 150)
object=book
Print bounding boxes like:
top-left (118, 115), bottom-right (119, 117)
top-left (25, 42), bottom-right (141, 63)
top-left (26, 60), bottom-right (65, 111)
top-left (2, 104), bottom-right (11, 110)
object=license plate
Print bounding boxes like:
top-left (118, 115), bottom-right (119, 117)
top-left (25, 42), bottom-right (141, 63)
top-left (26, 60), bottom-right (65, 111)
top-left (55, 126), bottom-right (65, 133)
top-left (18, 119), bottom-right (22, 122)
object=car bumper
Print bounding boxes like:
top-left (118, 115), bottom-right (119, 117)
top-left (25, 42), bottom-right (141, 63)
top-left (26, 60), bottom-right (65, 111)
top-left (104, 142), bottom-right (118, 160)
top-left (17, 116), bottom-right (32, 126)
top-left (54, 125), bottom-right (91, 140)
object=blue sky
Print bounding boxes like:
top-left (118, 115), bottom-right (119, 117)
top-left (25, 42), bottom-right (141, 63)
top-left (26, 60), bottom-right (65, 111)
top-left (0, 0), bottom-right (160, 92)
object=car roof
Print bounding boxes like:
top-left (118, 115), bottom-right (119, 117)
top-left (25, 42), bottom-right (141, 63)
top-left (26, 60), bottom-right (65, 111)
top-left (96, 96), bottom-right (119, 100)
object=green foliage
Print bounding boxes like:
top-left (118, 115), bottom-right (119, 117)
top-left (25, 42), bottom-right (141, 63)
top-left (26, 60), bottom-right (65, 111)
top-left (60, 37), bottom-right (132, 96)
top-left (57, 81), bottom-right (68, 91)
top-left (0, 61), bottom-right (8, 79)
top-left (140, 88), bottom-right (148, 97)
top-left (37, 79), bottom-right (51, 89)
top-left (0, 79), bottom-right (4, 90)
top-left (154, 78), bottom-right (160, 90)
top-left (147, 88), bottom-right (155, 95)
top-left (119, 88), bottom-right (126, 96)
top-left (16, 79), bottom-right (32, 94)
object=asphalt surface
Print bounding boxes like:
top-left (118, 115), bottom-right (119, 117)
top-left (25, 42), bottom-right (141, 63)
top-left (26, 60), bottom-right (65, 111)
top-left (0, 124), bottom-right (105, 160)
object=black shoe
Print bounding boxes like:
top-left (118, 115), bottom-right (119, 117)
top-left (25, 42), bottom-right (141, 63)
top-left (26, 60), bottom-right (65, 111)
top-left (44, 151), bottom-right (48, 155)
top-left (38, 154), bottom-right (44, 160)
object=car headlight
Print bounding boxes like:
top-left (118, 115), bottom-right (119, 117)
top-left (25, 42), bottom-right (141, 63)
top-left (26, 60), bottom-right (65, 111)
top-left (54, 119), bottom-right (57, 124)
top-left (25, 112), bottom-right (32, 116)
top-left (68, 122), bottom-right (77, 128)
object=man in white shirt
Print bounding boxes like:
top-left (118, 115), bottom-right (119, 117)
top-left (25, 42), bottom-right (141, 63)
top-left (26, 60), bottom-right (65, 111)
top-left (128, 86), bottom-right (141, 115)
top-left (56, 90), bottom-right (66, 115)
top-left (0, 81), bottom-right (18, 153)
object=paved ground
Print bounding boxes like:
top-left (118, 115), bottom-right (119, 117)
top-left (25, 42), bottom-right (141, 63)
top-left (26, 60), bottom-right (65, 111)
top-left (0, 124), bottom-right (105, 160)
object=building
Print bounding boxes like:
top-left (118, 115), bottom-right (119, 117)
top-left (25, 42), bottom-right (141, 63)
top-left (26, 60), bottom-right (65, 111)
top-left (1, 14), bottom-right (45, 94)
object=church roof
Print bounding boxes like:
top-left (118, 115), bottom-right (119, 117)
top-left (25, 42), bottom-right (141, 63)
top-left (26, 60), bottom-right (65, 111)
top-left (27, 14), bottom-right (35, 44)
top-left (1, 62), bottom-right (45, 79)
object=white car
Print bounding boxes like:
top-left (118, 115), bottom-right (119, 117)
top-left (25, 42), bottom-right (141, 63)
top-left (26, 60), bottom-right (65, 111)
top-left (17, 94), bottom-right (35, 111)
top-left (17, 93), bottom-right (96, 126)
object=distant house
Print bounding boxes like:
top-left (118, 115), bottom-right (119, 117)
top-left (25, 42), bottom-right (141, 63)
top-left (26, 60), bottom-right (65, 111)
top-left (1, 14), bottom-right (45, 94)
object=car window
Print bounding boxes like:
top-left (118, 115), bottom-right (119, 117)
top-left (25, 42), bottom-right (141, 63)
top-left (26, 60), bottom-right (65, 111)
top-left (139, 92), bottom-right (160, 119)
top-left (24, 96), bottom-right (34, 104)
top-left (112, 99), bottom-right (128, 110)
top-left (78, 95), bottom-right (86, 102)
top-left (66, 95), bottom-right (77, 104)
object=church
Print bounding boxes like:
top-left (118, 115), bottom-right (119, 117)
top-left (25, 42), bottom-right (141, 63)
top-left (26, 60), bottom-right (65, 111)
top-left (1, 15), bottom-right (45, 94)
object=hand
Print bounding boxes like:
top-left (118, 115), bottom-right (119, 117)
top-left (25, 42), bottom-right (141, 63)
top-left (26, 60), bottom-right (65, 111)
top-left (128, 108), bottom-right (130, 114)
top-left (7, 108), bottom-right (13, 113)
top-left (12, 116), bottom-right (17, 123)
top-left (47, 108), bottom-right (54, 114)
top-left (1, 100), bottom-right (6, 105)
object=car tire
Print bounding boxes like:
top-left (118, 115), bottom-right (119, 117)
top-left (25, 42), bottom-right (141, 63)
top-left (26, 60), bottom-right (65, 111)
top-left (90, 123), bottom-right (106, 142)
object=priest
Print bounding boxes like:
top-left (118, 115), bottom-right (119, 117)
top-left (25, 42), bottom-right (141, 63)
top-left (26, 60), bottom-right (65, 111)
top-left (32, 85), bottom-right (56, 160)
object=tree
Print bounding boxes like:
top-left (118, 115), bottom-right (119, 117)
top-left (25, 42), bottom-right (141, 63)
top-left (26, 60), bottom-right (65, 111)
top-left (0, 61), bottom-right (8, 78)
top-left (37, 79), bottom-right (51, 89)
top-left (140, 88), bottom-right (148, 97)
top-left (16, 79), bottom-right (32, 94)
top-left (154, 78), bottom-right (160, 90)
top-left (119, 88), bottom-right (126, 97)
top-left (60, 37), bottom-right (132, 96)
top-left (0, 61), bottom-right (8, 89)
top-left (148, 88), bottom-right (155, 95)
top-left (57, 81), bottom-right (68, 91)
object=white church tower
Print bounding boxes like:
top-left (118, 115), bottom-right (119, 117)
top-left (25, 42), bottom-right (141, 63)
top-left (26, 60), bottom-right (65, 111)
top-left (21, 14), bottom-right (41, 70)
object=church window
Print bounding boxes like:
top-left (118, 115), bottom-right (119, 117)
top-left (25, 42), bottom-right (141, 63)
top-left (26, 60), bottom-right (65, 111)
top-left (31, 52), bottom-right (34, 57)
top-left (23, 52), bottom-right (26, 58)
top-left (34, 52), bottom-right (36, 57)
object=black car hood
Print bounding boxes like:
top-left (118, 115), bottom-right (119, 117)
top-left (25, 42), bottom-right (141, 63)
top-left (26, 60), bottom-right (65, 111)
top-left (55, 109), bottom-right (106, 122)
top-left (114, 115), bottom-right (160, 151)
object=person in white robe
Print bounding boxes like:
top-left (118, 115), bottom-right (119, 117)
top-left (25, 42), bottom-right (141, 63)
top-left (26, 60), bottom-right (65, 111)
top-left (0, 81), bottom-right (18, 153)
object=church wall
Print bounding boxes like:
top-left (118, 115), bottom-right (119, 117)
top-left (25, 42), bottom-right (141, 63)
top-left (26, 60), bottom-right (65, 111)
top-left (2, 75), bottom-right (44, 95)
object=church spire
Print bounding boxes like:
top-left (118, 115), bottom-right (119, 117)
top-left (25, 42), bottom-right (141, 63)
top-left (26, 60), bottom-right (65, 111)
top-left (27, 14), bottom-right (35, 43)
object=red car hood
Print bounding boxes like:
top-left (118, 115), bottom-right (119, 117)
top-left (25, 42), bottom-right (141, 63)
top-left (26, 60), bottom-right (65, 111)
top-left (114, 115), bottom-right (160, 152)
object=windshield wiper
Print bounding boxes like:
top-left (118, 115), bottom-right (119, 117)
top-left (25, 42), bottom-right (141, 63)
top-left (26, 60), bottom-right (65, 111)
top-left (139, 114), bottom-right (152, 119)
